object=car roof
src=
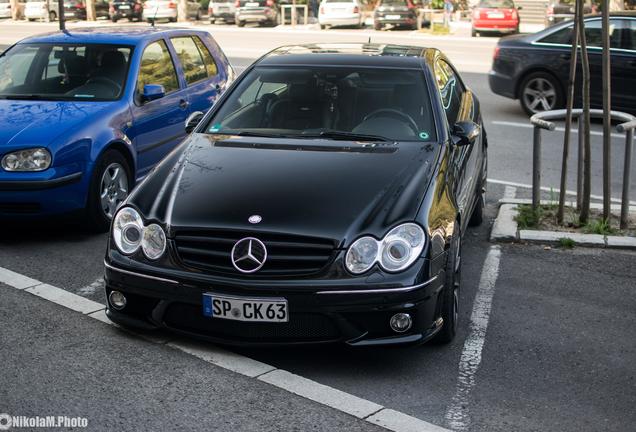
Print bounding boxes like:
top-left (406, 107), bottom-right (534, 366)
top-left (256, 43), bottom-right (438, 68)
top-left (16, 26), bottom-right (207, 46)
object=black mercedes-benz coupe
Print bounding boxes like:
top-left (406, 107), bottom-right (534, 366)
top-left (103, 43), bottom-right (488, 347)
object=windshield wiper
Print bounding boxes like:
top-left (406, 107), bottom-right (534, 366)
top-left (305, 130), bottom-right (391, 142)
top-left (0, 94), bottom-right (44, 100)
top-left (232, 131), bottom-right (295, 139)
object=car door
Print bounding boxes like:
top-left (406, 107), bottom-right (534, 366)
top-left (435, 58), bottom-right (481, 225)
top-left (169, 35), bottom-right (222, 115)
top-left (128, 39), bottom-right (190, 179)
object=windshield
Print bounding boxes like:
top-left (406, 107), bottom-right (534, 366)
top-left (381, 0), bottom-right (409, 5)
top-left (0, 43), bottom-right (133, 101)
top-left (206, 66), bottom-right (436, 142)
top-left (478, 0), bottom-right (514, 8)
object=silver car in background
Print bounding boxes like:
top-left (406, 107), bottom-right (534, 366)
top-left (209, 0), bottom-right (235, 23)
top-left (142, 0), bottom-right (201, 22)
top-left (318, 0), bottom-right (363, 29)
top-left (24, 0), bottom-right (59, 21)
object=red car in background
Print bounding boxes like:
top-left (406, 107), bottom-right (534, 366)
top-left (471, 0), bottom-right (521, 37)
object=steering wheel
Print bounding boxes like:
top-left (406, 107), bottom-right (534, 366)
top-left (363, 109), bottom-right (419, 135)
top-left (85, 76), bottom-right (122, 93)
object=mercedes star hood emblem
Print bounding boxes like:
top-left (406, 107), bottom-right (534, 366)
top-left (231, 237), bottom-right (267, 273)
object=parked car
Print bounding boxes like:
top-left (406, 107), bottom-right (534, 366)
top-left (318, 0), bottom-right (363, 29)
top-left (471, 0), bottom-right (521, 37)
top-left (489, 13), bottom-right (636, 115)
top-left (208, 0), bottom-right (235, 23)
top-left (545, 0), bottom-right (591, 27)
top-left (62, 0), bottom-right (110, 21)
top-left (373, 0), bottom-right (417, 30)
top-left (235, 0), bottom-right (278, 27)
top-left (109, 0), bottom-right (143, 22)
top-left (142, 0), bottom-right (201, 23)
top-left (103, 42), bottom-right (487, 347)
top-left (0, 27), bottom-right (234, 230)
top-left (0, 0), bottom-right (9, 18)
top-left (25, 0), bottom-right (59, 21)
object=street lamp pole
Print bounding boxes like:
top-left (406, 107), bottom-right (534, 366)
top-left (601, 0), bottom-right (611, 221)
top-left (58, 0), bottom-right (66, 30)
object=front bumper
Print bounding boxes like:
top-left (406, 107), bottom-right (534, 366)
top-left (104, 256), bottom-right (446, 347)
top-left (0, 170), bottom-right (86, 217)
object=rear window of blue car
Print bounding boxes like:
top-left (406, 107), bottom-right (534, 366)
top-left (0, 43), bottom-right (133, 101)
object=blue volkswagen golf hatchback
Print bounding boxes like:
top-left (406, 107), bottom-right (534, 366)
top-left (0, 27), bottom-right (234, 230)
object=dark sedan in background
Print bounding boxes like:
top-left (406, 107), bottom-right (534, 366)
top-left (104, 43), bottom-right (487, 347)
top-left (109, 0), bottom-right (143, 21)
top-left (374, 0), bottom-right (418, 30)
top-left (489, 13), bottom-right (636, 115)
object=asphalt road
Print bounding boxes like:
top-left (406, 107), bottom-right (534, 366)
top-left (1, 20), bottom-right (636, 432)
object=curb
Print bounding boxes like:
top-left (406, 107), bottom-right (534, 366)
top-left (490, 201), bottom-right (636, 250)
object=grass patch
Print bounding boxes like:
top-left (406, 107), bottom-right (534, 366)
top-left (584, 218), bottom-right (615, 236)
top-left (515, 204), bottom-right (543, 229)
top-left (558, 237), bottom-right (576, 249)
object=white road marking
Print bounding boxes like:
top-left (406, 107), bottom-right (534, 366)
top-left (444, 246), bottom-right (502, 431)
top-left (0, 266), bottom-right (453, 432)
top-left (490, 120), bottom-right (632, 139)
top-left (486, 178), bottom-right (636, 205)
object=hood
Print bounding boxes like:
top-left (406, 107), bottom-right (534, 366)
top-left (133, 134), bottom-right (439, 245)
top-left (0, 99), bottom-right (116, 148)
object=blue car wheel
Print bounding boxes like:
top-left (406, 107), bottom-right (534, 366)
top-left (87, 150), bottom-right (132, 232)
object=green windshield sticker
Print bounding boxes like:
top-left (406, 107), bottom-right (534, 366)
top-left (210, 124), bottom-right (222, 132)
top-left (419, 132), bottom-right (430, 140)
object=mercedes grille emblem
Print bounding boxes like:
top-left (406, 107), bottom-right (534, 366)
top-left (248, 215), bottom-right (262, 224)
top-left (231, 237), bottom-right (267, 273)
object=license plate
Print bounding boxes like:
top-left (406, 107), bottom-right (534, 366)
top-left (385, 14), bottom-right (400, 19)
top-left (487, 12), bottom-right (504, 18)
top-left (246, 2), bottom-right (259, 6)
top-left (119, 4), bottom-right (130, 8)
top-left (202, 293), bottom-right (288, 323)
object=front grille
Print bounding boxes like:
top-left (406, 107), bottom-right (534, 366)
top-left (173, 230), bottom-right (336, 277)
top-left (164, 303), bottom-right (341, 342)
top-left (0, 203), bottom-right (41, 214)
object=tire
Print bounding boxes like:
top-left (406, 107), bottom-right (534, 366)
top-left (320, 24), bottom-right (326, 29)
top-left (111, 16), bottom-right (118, 23)
top-left (519, 71), bottom-right (563, 116)
top-left (86, 150), bottom-right (132, 233)
top-left (237, 20), bottom-right (245, 27)
top-left (374, 22), bottom-right (382, 30)
top-left (49, 10), bottom-right (56, 21)
top-left (195, 11), bottom-right (200, 20)
top-left (434, 226), bottom-right (461, 344)
top-left (147, 18), bottom-right (154, 23)
top-left (471, 28), bottom-right (478, 37)
top-left (169, 17), bottom-right (176, 22)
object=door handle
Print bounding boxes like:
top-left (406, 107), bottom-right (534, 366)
top-left (179, 99), bottom-right (189, 109)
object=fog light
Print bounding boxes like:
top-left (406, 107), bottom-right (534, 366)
top-left (389, 313), bottom-right (412, 333)
top-left (109, 290), bottom-right (127, 310)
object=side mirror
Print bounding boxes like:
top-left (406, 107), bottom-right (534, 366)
top-left (452, 121), bottom-right (480, 146)
top-left (185, 111), bottom-right (204, 134)
top-left (142, 84), bottom-right (165, 102)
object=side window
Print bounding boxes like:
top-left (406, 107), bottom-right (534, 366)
top-left (137, 40), bottom-right (179, 98)
top-left (0, 46), bottom-right (39, 90)
top-left (623, 19), bottom-right (636, 51)
top-left (171, 36), bottom-right (208, 85)
top-left (539, 26), bottom-right (573, 45)
top-left (435, 60), bottom-right (463, 126)
top-left (193, 36), bottom-right (219, 78)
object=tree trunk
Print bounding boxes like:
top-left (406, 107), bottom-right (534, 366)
top-left (557, 7), bottom-right (580, 225)
top-left (601, 0), bottom-right (611, 221)
top-left (178, 0), bottom-right (188, 22)
top-left (578, 0), bottom-right (592, 224)
top-left (86, 0), bottom-right (96, 21)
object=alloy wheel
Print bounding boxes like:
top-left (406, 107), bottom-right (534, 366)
top-left (100, 162), bottom-right (129, 219)
top-left (522, 77), bottom-right (557, 113)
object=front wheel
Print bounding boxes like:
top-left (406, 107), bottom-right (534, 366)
top-left (434, 227), bottom-right (461, 344)
top-left (237, 19), bottom-right (245, 27)
top-left (86, 150), bottom-right (132, 232)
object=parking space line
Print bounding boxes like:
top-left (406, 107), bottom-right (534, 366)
top-left (444, 246), bottom-right (502, 431)
top-left (0, 266), bottom-right (453, 432)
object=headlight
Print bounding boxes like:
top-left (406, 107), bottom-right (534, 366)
top-left (379, 223), bottom-right (425, 272)
top-left (345, 223), bottom-right (425, 274)
top-left (1, 148), bottom-right (51, 172)
top-left (141, 223), bottom-right (166, 260)
top-left (112, 207), bottom-right (144, 255)
top-left (345, 236), bottom-right (379, 275)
